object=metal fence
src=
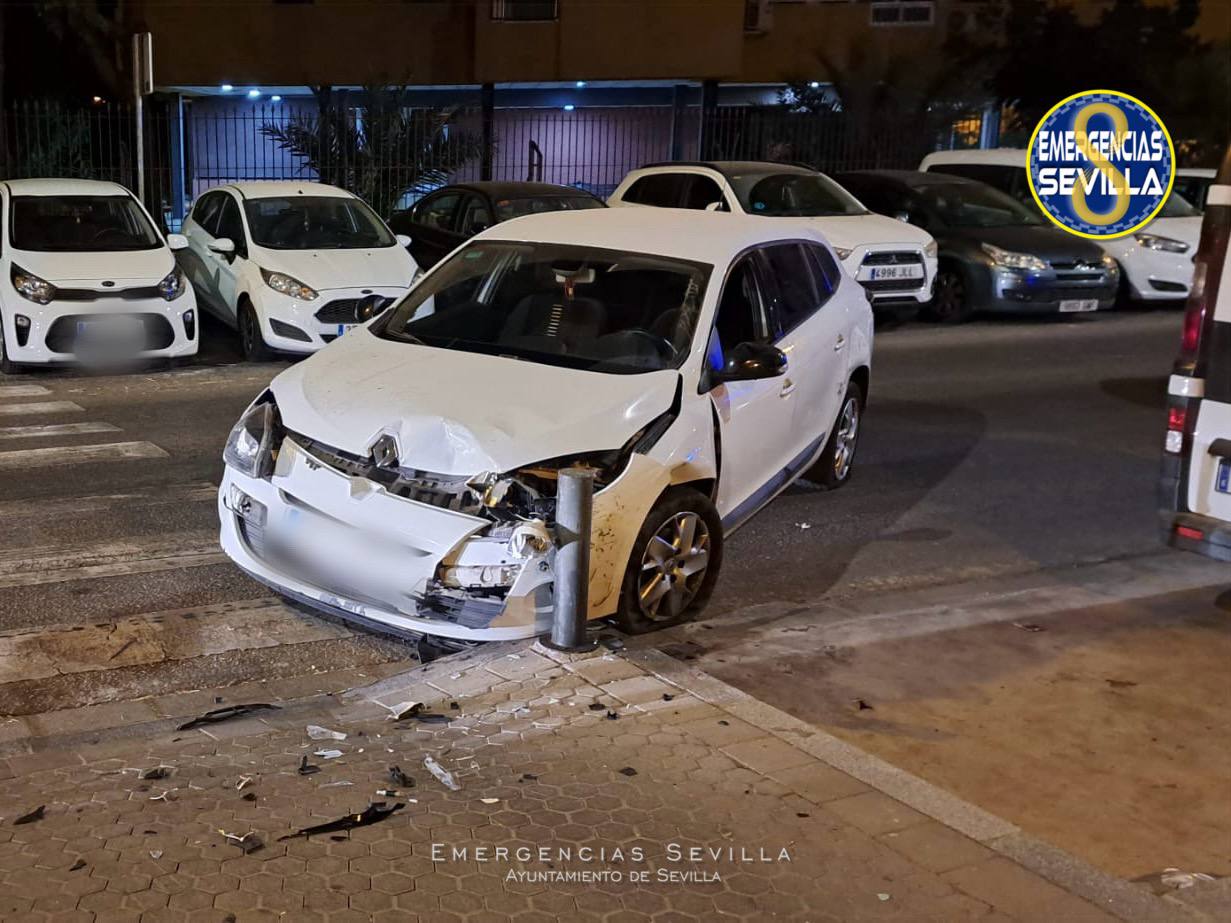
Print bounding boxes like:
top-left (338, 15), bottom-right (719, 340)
top-left (0, 97), bottom-right (955, 230)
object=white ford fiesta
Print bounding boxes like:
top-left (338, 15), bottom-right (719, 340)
top-left (180, 181), bottom-right (418, 360)
top-left (219, 209), bottom-right (873, 641)
top-left (0, 178), bottom-right (198, 372)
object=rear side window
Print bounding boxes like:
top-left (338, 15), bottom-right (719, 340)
top-left (928, 163), bottom-right (1028, 202)
top-left (806, 244), bottom-right (842, 294)
top-left (681, 175), bottom-right (726, 210)
top-left (622, 173), bottom-right (687, 207)
top-left (759, 244), bottom-right (822, 335)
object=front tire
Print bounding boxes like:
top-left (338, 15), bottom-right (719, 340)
top-left (616, 489), bottom-right (723, 634)
top-left (924, 267), bottom-right (973, 323)
top-left (807, 381), bottom-right (864, 489)
top-left (239, 301), bottom-right (274, 362)
top-left (0, 323), bottom-right (19, 375)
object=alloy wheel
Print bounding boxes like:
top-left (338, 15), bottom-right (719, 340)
top-left (637, 511), bottom-right (711, 622)
top-left (935, 272), bottom-right (965, 319)
top-left (832, 396), bottom-right (860, 481)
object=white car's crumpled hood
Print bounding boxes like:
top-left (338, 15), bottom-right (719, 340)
top-left (261, 245), bottom-right (417, 291)
top-left (11, 247), bottom-right (174, 285)
top-left (800, 213), bottom-right (933, 253)
top-left (272, 329), bottom-right (679, 476)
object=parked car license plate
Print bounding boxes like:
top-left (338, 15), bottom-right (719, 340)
top-left (76, 316), bottom-right (144, 339)
top-left (1058, 299), bottom-right (1099, 313)
top-left (869, 265), bottom-right (923, 281)
top-left (1218, 460), bottom-right (1230, 494)
top-left (336, 324), bottom-right (356, 337)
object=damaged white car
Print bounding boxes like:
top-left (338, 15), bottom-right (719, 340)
top-left (218, 209), bottom-right (873, 641)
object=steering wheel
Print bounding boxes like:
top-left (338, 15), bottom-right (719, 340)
top-left (623, 329), bottom-right (677, 361)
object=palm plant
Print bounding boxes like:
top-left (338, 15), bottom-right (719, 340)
top-left (260, 85), bottom-right (485, 218)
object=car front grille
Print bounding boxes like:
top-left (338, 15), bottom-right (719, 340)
top-left (861, 250), bottom-right (923, 266)
top-left (44, 314), bottom-right (176, 354)
top-left (314, 296), bottom-right (395, 324)
top-left (54, 285), bottom-right (164, 302)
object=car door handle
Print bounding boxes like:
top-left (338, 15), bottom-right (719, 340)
top-left (834, 335), bottom-right (847, 351)
top-left (779, 379), bottom-right (796, 397)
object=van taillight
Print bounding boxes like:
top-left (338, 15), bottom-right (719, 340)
top-left (1175, 203), bottom-right (1231, 374)
top-left (1168, 406), bottom-right (1187, 432)
top-left (1176, 525), bottom-right (1205, 541)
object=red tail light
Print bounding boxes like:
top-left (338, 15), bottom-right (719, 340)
top-left (1176, 525), bottom-right (1205, 541)
top-left (1168, 406), bottom-right (1187, 432)
top-left (1176, 201), bottom-right (1231, 374)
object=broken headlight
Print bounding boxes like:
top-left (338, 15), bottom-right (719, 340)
top-left (223, 391), bottom-right (283, 479)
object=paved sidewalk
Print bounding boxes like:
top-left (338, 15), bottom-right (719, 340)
top-left (0, 641), bottom-right (1205, 922)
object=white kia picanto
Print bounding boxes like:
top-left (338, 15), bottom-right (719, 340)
top-left (180, 181), bottom-right (418, 361)
top-left (218, 208), bottom-right (873, 641)
top-left (0, 178), bottom-right (198, 372)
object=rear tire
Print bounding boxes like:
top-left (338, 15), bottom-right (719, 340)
top-left (923, 267), bottom-right (973, 323)
top-left (616, 489), bottom-right (723, 635)
top-left (239, 301), bottom-right (274, 362)
top-left (807, 381), bottom-right (864, 489)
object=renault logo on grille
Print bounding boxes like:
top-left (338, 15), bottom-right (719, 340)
top-left (371, 434), bottom-right (399, 469)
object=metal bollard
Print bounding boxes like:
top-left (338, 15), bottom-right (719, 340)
top-left (545, 466), bottom-right (598, 652)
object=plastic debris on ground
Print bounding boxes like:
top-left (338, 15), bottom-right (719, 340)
top-left (388, 766), bottom-right (414, 788)
top-left (236, 775), bottom-right (253, 791)
top-left (1132, 868), bottom-right (1223, 894)
top-left (877, 893), bottom-right (891, 902)
top-left (1012, 622), bottom-right (1046, 633)
top-left (388, 701), bottom-right (449, 724)
top-left (796, 522), bottom-right (812, 530)
top-left (479, 798), bottom-right (500, 804)
top-left (69, 859), bottom-right (87, 872)
top-left (306, 724), bottom-right (347, 741)
top-left (297, 756), bottom-right (320, 776)
top-left (320, 781), bottom-right (353, 788)
top-left (13, 805), bottom-right (45, 825)
top-left (278, 802), bottom-right (405, 841)
top-left (149, 850), bottom-right (163, 860)
top-left (423, 755), bottom-right (462, 791)
top-left (314, 749), bottom-right (343, 760)
top-left (176, 703), bottom-right (279, 731)
top-left (218, 829), bottom-right (263, 854)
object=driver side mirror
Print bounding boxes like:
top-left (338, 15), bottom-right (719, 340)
top-left (208, 237), bottom-right (236, 261)
top-left (714, 341), bottom-right (787, 384)
top-left (893, 210), bottom-right (911, 223)
top-left (166, 233), bottom-right (190, 251)
top-left (395, 233), bottom-right (412, 249)
top-left (705, 201), bottom-right (727, 213)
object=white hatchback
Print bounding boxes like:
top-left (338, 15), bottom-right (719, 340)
top-left (0, 178), bottom-right (198, 372)
top-left (607, 162), bottom-right (938, 313)
top-left (218, 208), bottom-right (873, 642)
top-left (180, 182), bottom-right (419, 360)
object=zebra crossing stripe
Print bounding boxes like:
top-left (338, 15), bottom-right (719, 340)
top-left (0, 385), bottom-right (52, 398)
top-left (0, 422), bottom-right (120, 440)
top-left (0, 401), bottom-right (84, 416)
top-left (0, 441), bottom-right (168, 469)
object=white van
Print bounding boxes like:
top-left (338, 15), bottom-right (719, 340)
top-left (1160, 148), bottom-right (1231, 559)
top-left (920, 148), bottom-right (1202, 303)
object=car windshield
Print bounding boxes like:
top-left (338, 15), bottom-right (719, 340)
top-left (729, 172), bottom-right (868, 217)
top-left (495, 195), bottom-right (605, 221)
top-left (1160, 189), bottom-right (1199, 218)
top-left (921, 183), bottom-right (1044, 228)
top-left (379, 241), bottom-right (710, 374)
top-left (243, 196), bottom-right (395, 250)
top-left (10, 195), bottom-right (162, 252)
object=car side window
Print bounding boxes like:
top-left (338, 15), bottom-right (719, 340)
top-left (805, 244), bottom-right (841, 296)
top-left (759, 244), bottom-right (822, 336)
top-left (706, 254), bottom-right (771, 376)
top-left (681, 175), bottom-right (726, 210)
top-left (418, 192), bottom-right (461, 231)
top-left (216, 195), bottom-right (247, 256)
top-left (623, 173), bottom-right (686, 207)
top-left (192, 192), bottom-right (224, 236)
top-left (458, 195), bottom-right (493, 235)
top-left (930, 163), bottom-right (1018, 199)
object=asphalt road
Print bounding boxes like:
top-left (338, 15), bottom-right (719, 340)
top-left (0, 308), bottom-right (1189, 719)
